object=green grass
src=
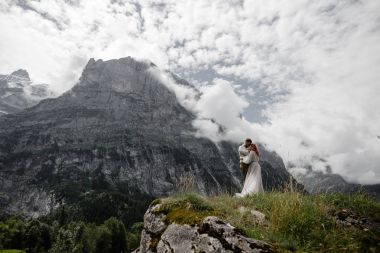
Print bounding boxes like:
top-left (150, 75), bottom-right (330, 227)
top-left (153, 190), bottom-right (380, 253)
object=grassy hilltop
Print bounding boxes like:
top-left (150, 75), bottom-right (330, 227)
top-left (149, 188), bottom-right (380, 253)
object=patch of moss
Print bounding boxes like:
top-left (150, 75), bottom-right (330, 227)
top-left (163, 208), bottom-right (216, 226)
top-left (157, 192), bottom-right (214, 215)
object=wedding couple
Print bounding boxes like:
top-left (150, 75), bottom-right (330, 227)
top-left (235, 138), bottom-right (264, 197)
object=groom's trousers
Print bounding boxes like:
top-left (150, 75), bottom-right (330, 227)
top-left (240, 162), bottom-right (249, 180)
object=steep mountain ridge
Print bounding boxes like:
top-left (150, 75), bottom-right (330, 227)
top-left (0, 57), bottom-right (303, 218)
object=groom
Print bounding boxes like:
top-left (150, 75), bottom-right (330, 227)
top-left (238, 138), bottom-right (253, 180)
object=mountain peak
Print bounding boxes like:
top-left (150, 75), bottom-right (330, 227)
top-left (0, 69), bottom-right (54, 115)
top-left (82, 56), bottom-right (154, 75)
top-left (76, 57), bottom-right (163, 95)
top-left (10, 69), bottom-right (30, 80)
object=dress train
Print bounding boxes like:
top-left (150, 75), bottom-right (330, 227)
top-left (235, 150), bottom-right (264, 197)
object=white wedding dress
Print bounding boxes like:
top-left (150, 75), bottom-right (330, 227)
top-left (235, 150), bottom-right (264, 197)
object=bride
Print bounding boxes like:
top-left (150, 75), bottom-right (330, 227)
top-left (235, 140), bottom-right (264, 197)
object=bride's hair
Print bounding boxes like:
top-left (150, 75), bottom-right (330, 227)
top-left (251, 144), bottom-right (260, 157)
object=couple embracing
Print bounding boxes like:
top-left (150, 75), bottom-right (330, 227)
top-left (235, 138), bottom-right (264, 197)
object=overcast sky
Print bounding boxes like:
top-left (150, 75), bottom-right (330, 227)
top-left (1, 0), bottom-right (380, 184)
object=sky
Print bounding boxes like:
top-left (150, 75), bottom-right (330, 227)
top-left (0, 0), bottom-right (380, 184)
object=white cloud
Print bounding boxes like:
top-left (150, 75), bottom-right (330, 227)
top-left (1, 0), bottom-right (380, 184)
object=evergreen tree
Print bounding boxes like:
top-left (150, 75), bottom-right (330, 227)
top-left (104, 217), bottom-right (128, 253)
top-left (24, 220), bottom-right (51, 253)
top-left (94, 225), bottom-right (112, 253)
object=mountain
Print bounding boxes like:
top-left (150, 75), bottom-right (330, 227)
top-left (0, 69), bottom-right (55, 116)
top-left (290, 166), bottom-right (380, 200)
top-left (0, 57), bottom-right (304, 219)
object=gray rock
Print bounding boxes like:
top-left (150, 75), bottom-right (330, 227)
top-left (238, 206), bottom-right (268, 226)
top-left (134, 204), bottom-right (274, 253)
top-left (140, 223), bottom-right (229, 253)
top-left (197, 233), bottom-right (231, 252)
top-left (138, 229), bottom-right (156, 253)
top-left (144, 204), bottom-right (167, 235)
top-left (333, 208), bottom-right (380, 232)
top-left (157, 223), bottom-right (199, 253)
top-left (156, 223), bottom-right (234, 252)
top-left (199, 216), bottom-right (274, 253)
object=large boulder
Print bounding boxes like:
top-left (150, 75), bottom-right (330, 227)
top-left (133, 203), bottom-right (274, 253)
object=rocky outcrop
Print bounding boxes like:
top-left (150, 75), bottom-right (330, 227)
top-left (332, 208), bottom-right (380, 232)
top-left (132, 203), bottom-right (274, 253)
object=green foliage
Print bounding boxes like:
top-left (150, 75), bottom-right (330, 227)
top-left (103, 217), bottom-right (127, 253)
top-left (45, 190), bottom-right (153, 228)
top-left (0, 216), bottom-right (26, 250)
top-left (0, 188), bottom-right (152, 253)
top-left (156, 192), bottom-right (217, 226)
top-left (94, 225), bottom-right (112, 253)
top-left (49, 221), bottom-right (87, 253)
top-left (0, 217), bottom-right (128, 253)
top-left (49, 219), bottom-right (128, 253)
top-left (0, 216), bottom-right (51, 253)
top-left (126, 222), bottom-right (143, 252)
top-left (24, 220), bottom-right (52, 253)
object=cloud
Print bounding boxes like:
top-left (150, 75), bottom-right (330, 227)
top-left (1, 0), bottom-right (380, 184)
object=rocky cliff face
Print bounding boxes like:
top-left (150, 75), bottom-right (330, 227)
top-left (0, 57), bottom-right (304, 218)
top-left (0, 69), bottom-right (54, 116)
